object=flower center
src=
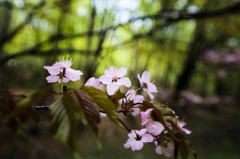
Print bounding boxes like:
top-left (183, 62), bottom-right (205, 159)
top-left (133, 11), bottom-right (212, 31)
top-left (136, 134), bottom-right (142, 141)
top-left (112, 76), bottom-right (118, 82)
top-left (142, 82), bottom-right (148, 88)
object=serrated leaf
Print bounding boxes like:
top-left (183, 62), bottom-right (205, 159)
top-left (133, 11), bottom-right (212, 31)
top-left (81, 86), bottom-right (123, 129)
top-left (72, 89), bottom-right (100, 136)
top-left (150, 101), bottom-right (176, 116)
top-left (50, 94), bottom-right (80, 152)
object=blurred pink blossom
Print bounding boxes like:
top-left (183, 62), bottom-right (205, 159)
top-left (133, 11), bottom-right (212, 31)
top-left (85, 77), bottom-right (103, 89)
top-left (178, 121), bottom-right (191, 135)
top-left (155, 140), bottom-right (175, 157)
top-left (99, 66), bottom-right (131, 95)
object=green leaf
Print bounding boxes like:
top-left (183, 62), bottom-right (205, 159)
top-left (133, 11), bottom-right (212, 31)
top-left (72, 89), bottom-right (100, 137)
top-left (81, 86), bottom-right (123, 129)
top-left (50, 94), bottom-right (80, 152)
top-left (150, 101), bottom-right (179, 127)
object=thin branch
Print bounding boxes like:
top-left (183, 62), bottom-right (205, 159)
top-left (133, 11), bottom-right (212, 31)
top-left (0, 49), bottom-right (94, 64)
top-left (118, 118), bottom-right (131, 132)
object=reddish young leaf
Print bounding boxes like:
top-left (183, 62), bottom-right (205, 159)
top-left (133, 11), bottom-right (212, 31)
top-left (73, 89), bottom-right (100, 136)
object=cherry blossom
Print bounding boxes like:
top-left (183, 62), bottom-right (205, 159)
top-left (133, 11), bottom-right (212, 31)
top-left (141, 109), bottom-right (165, 136)
top-left (44, 59), bottom-right (83, 83)
top-left (85, 77), bottom-right (103, 89)
top-left (99, 66), bottom-right (131, 95)
top-left (137, 71), bottom-right (158, 100)
top-left (140, 108), bottom-right (153, 125)
top-left (155, 140), bottom-right (175, 157)
top-left (178, 121), bottom-right (192, 135)
top-left (119, 90), bottom-right (144, 116)
top-left (124, 129), bottom-right (153, 151)
top-left (146, 121), bottom-right (164, 136)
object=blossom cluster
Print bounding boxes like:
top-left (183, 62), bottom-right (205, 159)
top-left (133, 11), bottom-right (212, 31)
top-left (123, 108), bottom-right (191, 156)
top-left (44, 58), bottom-right (191, 157)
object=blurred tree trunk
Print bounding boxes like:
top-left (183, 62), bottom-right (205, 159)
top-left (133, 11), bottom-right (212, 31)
top-left (174, 22), bottom-right (208, 100)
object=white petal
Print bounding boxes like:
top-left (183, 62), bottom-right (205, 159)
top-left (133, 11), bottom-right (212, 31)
top-left (44, 65), bottom-right (61, 75)
top-left (163, 141), bottom-right (175, 157)
top-left (132, 141), bottom-right (144, 151)
top-left (137, 74), bottom-right (142, 84)
top-left (126, 90), bottom-right (136, 101)
top-left (155, 145), bottom-right (163, 155)
top-left (62, 77), bottom-right (70, 83)
top-left (183, 128), bottom-right (192, 134)
top-left (141, 134), bottom-right (154, 143)
top-left (116, 67), bottom-right (127, 77)
top-left (105, 66), bottom-right (115, 77)
top-left (85, 77), bottom-right (95, 86)
top-left (99, 75), bottom-right (112, 84)
top-left (133, 95), bottom-right (144, 103)
top-left (124, 138), bottom-right (134, 149)
top-left (147, 90), bottom-right (154, 100)
top-left (46, 75), bottom-right (59, 83)
top-left (106, 82), bottom-right (119, 95)
top-left (132, 108), bottom-right (140, 116)
top-left (100, 112), bottom-right (107, 118)
top-left (117, 77), bottom-right (131, 87)
top-left (138, 128), bottom-right (147, 136)
top-left (128, 130), bottom-right (137, 138)
top-left (85, 77), bottom-right (102, 89)
top-left (146, 121), bottom-right (164, 136)
top-left (65, 68), bottom-right (83, 81)
top-left (148, 83), bottom-right (158, 92)
top-left (142, 71), bottom-right (150, 83)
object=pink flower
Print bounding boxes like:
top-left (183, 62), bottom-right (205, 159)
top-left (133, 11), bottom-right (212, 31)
top-left (146, 121), bottom-right (164, 136)
top-left (137, 71), bottom-right (157, 100)
top-left (85, 77), bottom-right (103, 89)
top-left (178, 121), bottom-right (192, 135)
top-left (99, 66), bottom-right (131, 95)
top-left (140, 108), bottom-right (153, 125)
top-left (44, 60), bottom-right (83, 83)
top-left (119, 90), bottom-right (144, 116)
top-left (155, 140), bottom-right (175, 157)
top-left (141, 109), bottom-right (165, 136)
top-left (124, 129), bottom-right (153, 151)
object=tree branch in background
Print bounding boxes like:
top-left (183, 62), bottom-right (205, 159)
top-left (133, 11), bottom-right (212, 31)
top-left (1, 1), bottom-right (240, 65)
top-left (0, 1), bottom-right (45, 49)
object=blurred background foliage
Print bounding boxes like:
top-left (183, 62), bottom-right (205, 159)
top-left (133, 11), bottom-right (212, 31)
top-left (0, 0), bottom-right (240, 159)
